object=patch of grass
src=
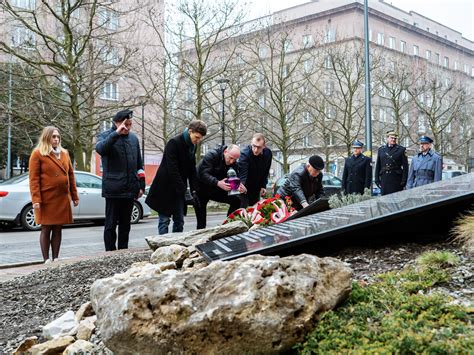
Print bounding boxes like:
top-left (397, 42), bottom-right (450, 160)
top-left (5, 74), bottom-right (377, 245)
top-left (416, 251), bottom-right (460, 269)
top-left (329, 188), bottom-right (373, 209)
top-left (296, 251), bottom-right (473, 354)
top-left (452, 210), bottom-right (474, 254)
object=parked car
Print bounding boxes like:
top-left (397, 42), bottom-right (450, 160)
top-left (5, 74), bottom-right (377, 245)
top-left (0, 171), bottom-right (151, 231)
top-left (442, 170), bottom-right (467, 180)
top-left (271, 172), bottom-right (343, 197)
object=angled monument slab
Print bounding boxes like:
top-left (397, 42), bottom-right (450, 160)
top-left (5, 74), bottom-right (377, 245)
top-left (196, 173), bottom-right (474, 262)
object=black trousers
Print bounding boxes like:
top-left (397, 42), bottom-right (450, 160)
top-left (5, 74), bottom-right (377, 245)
top-left (104, 198), bottom-right (134, 251)
top-left (240, 189), bottom-right (261, 208)
top-left (196, 189), bottom-right (241, 229)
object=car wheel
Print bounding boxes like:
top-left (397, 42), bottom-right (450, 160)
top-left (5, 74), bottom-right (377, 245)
top-left (21, 205), bottom-right (41, 231)
top-left (130, 201), bottom-right (142, 224)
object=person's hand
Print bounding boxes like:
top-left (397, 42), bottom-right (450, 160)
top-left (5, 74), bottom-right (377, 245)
top-left (73, 200), bottom-right (79, 207)
top-left (191, 191), bottom-right (201, 209)
top-left (301, 201), bottom-right (309, 208)
top-left (239, 184), bottom-right (247, 194)
top-left (33, 203), bottom-right (40, 209)
top-left (116, 119), bottom-right (130, 135)
top-left (217, 179), bottom-right (231, 191)
top-left (260, 187), bottom-right (266, 196)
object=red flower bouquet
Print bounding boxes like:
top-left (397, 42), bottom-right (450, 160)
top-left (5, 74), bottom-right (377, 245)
top-left (224, 194), bottom-right (296, 227)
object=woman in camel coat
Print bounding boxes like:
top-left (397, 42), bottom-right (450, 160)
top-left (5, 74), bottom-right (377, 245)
top-left (29, 126), bottom-right (79, 263)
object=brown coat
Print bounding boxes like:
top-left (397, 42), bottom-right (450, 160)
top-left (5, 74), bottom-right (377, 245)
top-left (29, 149), bottom-right (79, 225)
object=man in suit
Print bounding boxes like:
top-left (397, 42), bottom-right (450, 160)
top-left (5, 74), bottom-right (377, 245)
top-left (195, 144), bottom-right (246, 229)
top-left (407, 136), bottom-right (442, 189)
top-left (375, 130), bottom-right (409, 196)
top-left (146, 120), bottom-right (207, 234)
top-left (342, 140), bottom-right (372, 195)
top-left (96, 109), bottom-right (145, 250)
top-left (238, 133), bottom-right (273, 208)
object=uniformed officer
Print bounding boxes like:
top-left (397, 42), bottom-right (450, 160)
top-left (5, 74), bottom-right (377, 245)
top-left (406, 136), bottom-right (442, 189)
top-left (342, 140), bottom-right (372, 195)
top-left (375, 130), bottom-right (409, 196)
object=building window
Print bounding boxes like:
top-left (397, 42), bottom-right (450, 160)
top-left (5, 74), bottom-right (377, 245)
top-left (325, 81), bottom-right (334, 95)
top-left (388, 36), bottom-right (395, 49)
top-left (379, 108), bottom-right (386, 122)
top-left (324, 55), bottom-right (332, 69)
top-left (101, 46), bottom-right (119, 65)
top-left (101, 82), bottom-right (118, 101)
top-left (403, 137), bottom-right (410, 147)
top-left (403, 113), bottom-right (409, 125)
top-left (400, 40), bottom-right (406, 53)
top-left (283, 39), bottom-right (292, 53)
top-left (418, 115), bottom-right (426, 133)
top-left (446, 122), bottom-right (452, 133)
top-left (443, 56), bottom-right (449, 68)
top-left (11, 26), bottom-right (36, 49)
top-left (99, 8), bottom-right (119, 31)
top-left (302, 111), bottom-right (311, 124)
top-left (303, 135), bottom-right (311, 147)
top-left (302, 34), bottom-right (313, 48)
top-left (369, 30), bottom-right (373, 42)
top-left (425, 50), bottom-right (431, 60)
top-left (464, 64), bottom-right (469, 74)
top-left (413, 45), bottom-right (419, 56)
top-left (11, 0), bottom-right (35, 9)
top-left (435, 53), bottom-right (440, 65)
top-left (186, 87), bottom-right (193, 101)
top-left (325, 106), bottom-right (335, 119)
top-left (324, 28), bottom-right (336, 43)
top-left (377, 33), bottom-right (384, 45)
top-left (256, 71), bottom-right (265, 88)
top-left (258, 46), bottom-right (267, 58)
top-left (325, 133), bottom-right (335, 146)
top-left (258, 95), bottom-right (265, 108)
top-left (303, 59), bottom-right (313, 73)
top-left (454, 61), bottom-right (459, 70)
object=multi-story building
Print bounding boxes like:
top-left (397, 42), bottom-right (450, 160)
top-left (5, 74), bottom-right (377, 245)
top-left (176, 0), bottom-right (473, 179)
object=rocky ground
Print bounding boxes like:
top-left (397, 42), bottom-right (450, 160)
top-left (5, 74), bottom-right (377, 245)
top-left (1, 240), bottom-right (472, 353)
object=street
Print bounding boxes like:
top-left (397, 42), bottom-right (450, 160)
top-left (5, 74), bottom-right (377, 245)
top-left (0, 213), bottom-right (227, 266)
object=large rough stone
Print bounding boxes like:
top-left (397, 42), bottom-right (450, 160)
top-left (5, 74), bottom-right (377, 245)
top-left (42, 310), bottom-right (78, 340)
top-left (12, 336), bottom-right (38, 354)
top-left (75, 301), bottom-right (94, 322)
top-left (62, 339), bottom-right (96, 354)
top-left (29, 336), bottom-right (75, 355)
top-left (150, 244), bottom-right (189, 267)
top-left (145, 221), bottom-right (248, 250)
top-left (90, 254), bottom-right (352, 354)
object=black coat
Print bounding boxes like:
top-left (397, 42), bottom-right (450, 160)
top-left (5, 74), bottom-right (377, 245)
top-left (96, 127), bottom-right (144, 199)
top-left (197, 145), bottom-right (239, 196)
top-left (145, 134), bottom-right (197, 215)
top-left (238, 145), bottom-right (272, 193)
top-left (276, 163), bottom-right (324, 211)
top-left (375, 144), bottom-right (409, 195)
top-left (342, 154), bottom-right (372, 195)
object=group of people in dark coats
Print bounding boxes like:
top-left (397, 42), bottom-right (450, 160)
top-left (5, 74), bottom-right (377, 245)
top-left (145, 127), bottom-right (274, 233)
top-left (342, 130), bottom-right (442, 197)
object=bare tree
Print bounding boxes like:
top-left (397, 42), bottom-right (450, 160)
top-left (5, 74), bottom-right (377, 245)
top-left (0, 0), bottom-right (146, 170)
top-left (408, 64), bottom-right (467, 154)
top-left (241, 25), bottom-right (312, 173)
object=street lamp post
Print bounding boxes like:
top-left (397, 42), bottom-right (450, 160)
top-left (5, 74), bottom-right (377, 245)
top-left (216, 78), bottom-right (229, 147)
top-left (141, 101), bottom-right (145, 161)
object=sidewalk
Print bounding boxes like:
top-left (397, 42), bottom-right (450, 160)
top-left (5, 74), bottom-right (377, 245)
top-left (0, 247), bottom-right (149, 282)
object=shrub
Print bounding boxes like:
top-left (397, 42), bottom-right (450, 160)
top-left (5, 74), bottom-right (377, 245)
top-left (451, 210), bottom-right (474, 255)
top-left (416, 251), bottom-right (460, 270)
top-left (295, 251), bottom-right (473, 354)
top-left (328, 188), bottom-right (373, 209)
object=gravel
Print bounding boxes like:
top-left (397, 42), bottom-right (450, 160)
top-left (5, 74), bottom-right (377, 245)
top-left (1, 240), bottom-right (472, 353)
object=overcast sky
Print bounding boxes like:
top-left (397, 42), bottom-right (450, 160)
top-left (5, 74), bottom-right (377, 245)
top-left (249, 0), bottom-right (473, 41)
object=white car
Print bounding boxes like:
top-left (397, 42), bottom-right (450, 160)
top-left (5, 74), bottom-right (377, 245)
top-left (0, 171), bottom-right (151, 231)
top-left (442, 170), bottom-right (467, 180)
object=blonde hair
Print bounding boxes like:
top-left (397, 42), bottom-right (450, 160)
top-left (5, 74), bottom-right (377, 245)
top-left (35, 126), bottom-right (63, 156)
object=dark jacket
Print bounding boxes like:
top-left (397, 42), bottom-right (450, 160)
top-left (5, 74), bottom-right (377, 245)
top-left (197, 145), bottom-right (239, 196)
top-left (276, 163), bottom-right (324, 210)
top-left (238, 145), bottom-right (272, 193)
top-left (145, 133), bottom-right (197, 215)
top-left (342, 154), bottom-right (372, 195)
top-left (375, 144), bottom-right (409, 195)
top-left (96, 127), bottom-right (144, 199)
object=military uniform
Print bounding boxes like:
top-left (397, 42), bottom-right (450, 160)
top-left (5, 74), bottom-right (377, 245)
top-left (406, 136), bottom-right (442, 189)
top-left (342, 153), bottom-right (372, 195)
top-left (375, 143), bottom-right (409, 196)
